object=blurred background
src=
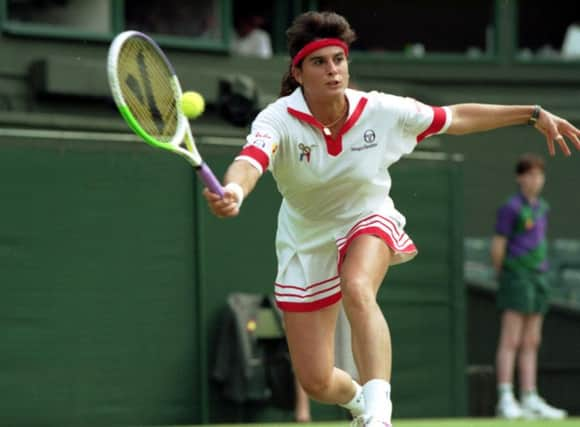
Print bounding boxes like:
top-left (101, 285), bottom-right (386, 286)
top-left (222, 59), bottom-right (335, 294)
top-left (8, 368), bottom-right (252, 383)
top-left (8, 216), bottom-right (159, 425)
top-left (0, 0), bottom-right (579, 426)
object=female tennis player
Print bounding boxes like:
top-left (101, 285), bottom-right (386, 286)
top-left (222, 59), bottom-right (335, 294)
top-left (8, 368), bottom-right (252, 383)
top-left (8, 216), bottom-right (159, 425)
top-left (204, 11), bottom-right (580, 427)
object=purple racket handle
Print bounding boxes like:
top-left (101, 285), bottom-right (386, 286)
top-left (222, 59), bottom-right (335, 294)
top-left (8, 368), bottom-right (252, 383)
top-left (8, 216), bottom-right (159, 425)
top-left (197, 162), bottom-right (225, 197)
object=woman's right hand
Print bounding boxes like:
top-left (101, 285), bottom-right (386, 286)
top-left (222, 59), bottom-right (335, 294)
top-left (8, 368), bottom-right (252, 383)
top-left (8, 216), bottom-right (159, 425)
top-left (202, 187), bottom-right (240, 218)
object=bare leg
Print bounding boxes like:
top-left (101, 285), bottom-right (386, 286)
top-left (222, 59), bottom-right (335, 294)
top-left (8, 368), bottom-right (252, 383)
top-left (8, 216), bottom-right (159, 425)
top-left (340, 234), bottom-right (392, 382)
top-left (294, 377), bottom-right (311, 422)
top-left (496, 310), bottom-right (525, 385)
top-left (284, 303), bottom-right (357, 405)
top-left (518, 314), bottom-right (566, 419)
top-left (339, 234), bottom-right (393, 422)
top-left (518, 314), bottom-right (543, 392)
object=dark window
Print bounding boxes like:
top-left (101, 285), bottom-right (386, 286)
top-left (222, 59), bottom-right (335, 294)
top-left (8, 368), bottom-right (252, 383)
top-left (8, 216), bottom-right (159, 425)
top-left (316, 0), bottom-right (495, 57)
top-left (124, 0), bottom-right (222, 40)
top-left (231, 0), bottom-right (274, 58)
top-left (517, 1), bottom-right (580, 60)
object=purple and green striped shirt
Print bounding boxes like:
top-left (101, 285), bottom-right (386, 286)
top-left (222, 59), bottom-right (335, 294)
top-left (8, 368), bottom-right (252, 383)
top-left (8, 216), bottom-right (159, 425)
top-left (495, 193), bottom-right (549, 273)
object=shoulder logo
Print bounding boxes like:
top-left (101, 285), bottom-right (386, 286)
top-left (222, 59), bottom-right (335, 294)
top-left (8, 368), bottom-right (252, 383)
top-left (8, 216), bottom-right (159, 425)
top-left (253, 139), bottom-right (268, 149)
top-left (255, 131), bottom-right (272, 139)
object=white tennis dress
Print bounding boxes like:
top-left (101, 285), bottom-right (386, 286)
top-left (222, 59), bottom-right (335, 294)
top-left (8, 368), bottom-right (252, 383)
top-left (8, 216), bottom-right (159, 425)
top-left (236, 87), bottom-right (451, 312)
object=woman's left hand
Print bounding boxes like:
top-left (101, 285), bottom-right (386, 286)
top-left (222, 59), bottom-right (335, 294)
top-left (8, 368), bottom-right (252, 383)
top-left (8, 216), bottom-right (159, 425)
top-left (534, 109), bottom-right (580, 156)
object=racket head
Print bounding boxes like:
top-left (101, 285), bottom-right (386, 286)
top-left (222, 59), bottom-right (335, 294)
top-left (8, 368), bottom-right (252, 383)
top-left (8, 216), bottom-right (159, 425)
top-left (107, 30), bottom-right (202, 166)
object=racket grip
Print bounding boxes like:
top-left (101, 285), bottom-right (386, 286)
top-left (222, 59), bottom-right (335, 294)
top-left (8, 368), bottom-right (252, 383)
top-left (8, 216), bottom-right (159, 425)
top-left (198, 162), bottom-right (225, 197)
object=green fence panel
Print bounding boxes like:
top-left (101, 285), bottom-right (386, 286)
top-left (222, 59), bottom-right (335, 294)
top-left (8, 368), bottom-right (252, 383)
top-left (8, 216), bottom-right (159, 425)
top-left (0, 135), bottom-right (200, 426)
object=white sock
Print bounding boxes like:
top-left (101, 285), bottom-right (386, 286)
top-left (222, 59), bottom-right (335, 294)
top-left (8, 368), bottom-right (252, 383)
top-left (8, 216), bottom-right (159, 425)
top-left (363, 379), bottom-right (392, 421)
top-left (340, 380), bottom-right (365, 416)
top-left (498, 383), bottom-right (514, 400)
top-left (521, 388), bottom-right (537, 400)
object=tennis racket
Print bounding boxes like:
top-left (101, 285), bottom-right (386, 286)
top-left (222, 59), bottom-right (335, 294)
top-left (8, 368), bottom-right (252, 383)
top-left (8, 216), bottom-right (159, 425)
top-left (107, 30), bottom-right (224, 197)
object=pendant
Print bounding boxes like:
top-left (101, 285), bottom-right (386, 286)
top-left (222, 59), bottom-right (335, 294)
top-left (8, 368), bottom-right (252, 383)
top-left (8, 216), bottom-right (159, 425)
top-left (323, 127), bottom-right (331, 136)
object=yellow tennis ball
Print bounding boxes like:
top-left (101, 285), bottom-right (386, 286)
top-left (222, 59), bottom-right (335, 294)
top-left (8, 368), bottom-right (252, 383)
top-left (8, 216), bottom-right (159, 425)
top-left (180, 91), bottom-right (205, 119)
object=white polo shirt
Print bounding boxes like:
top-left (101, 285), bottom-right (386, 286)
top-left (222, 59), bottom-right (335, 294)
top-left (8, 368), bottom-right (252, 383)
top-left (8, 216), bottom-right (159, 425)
top-left (236, 87), bottom-right (451, 311)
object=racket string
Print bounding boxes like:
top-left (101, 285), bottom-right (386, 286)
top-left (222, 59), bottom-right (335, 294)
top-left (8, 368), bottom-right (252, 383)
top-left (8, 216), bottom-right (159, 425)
top-left (118, 37), bottom-right (178, 143)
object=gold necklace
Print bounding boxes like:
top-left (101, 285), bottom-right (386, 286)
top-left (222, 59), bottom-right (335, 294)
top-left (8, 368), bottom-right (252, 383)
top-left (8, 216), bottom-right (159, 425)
top-left (321, 101), bottom-right (348, 136)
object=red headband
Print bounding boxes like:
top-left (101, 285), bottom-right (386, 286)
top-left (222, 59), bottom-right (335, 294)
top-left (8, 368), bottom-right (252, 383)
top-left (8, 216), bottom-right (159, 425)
top-left (291, 38), bottom-right (349, 66)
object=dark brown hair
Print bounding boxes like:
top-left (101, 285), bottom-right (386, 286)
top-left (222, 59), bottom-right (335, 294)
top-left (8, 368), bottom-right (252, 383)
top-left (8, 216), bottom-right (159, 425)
top-left (516, 153), bottom-right (545, 175)
top-left (279, 11), bottom-right (356, 97)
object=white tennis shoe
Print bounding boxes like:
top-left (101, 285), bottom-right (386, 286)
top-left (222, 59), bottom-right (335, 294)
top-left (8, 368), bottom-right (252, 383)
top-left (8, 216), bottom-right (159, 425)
top-left (496, 395), bottom-right (523, 419)
top-left (521, 394), bottom-right (567, 419)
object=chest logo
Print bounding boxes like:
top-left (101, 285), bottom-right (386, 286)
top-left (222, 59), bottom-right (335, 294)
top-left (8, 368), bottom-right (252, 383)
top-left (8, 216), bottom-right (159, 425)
top-left (364, 129), bottom-right (376, 143)
top-left (298, 143), bottom-right (314, 162)
top-left (524, 217), bottom-right (535, 230)
top-left (352, 129), bottom-right (378, 152)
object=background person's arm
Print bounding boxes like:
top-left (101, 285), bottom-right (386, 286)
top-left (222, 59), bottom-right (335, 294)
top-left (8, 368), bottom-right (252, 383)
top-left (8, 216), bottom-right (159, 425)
top-left (490, 235), bottom-right (508, 275)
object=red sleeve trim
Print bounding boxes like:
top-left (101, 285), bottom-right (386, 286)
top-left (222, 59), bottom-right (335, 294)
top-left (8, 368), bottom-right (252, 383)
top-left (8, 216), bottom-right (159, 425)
top-left (416, 106), bottom-right (447, 143)
top-left (238, 145), bottom-right (269, 171)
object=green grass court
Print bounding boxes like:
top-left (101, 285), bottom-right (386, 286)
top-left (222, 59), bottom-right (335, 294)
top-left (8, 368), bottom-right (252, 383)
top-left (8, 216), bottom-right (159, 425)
top-left (188, 419), bottom-right (580, 427)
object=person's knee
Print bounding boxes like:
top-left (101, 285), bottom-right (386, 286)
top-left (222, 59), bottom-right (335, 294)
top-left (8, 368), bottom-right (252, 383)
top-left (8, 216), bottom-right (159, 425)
top-left (500, 329), bottom-right (522, 351)
top-left (341, 275), bottom-right (375, 311)
top-left (298, 371), bottom-right (332, 400)
top-left (521, 330), bottom-right (541, 350)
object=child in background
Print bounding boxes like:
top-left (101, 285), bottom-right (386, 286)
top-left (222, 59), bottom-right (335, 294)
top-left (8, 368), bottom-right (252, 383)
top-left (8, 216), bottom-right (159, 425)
top-left (492, 153), bottom-right (567, 420)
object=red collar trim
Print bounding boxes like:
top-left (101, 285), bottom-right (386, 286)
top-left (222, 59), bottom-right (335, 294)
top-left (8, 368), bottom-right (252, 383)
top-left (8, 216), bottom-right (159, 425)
top-left (287, 96), bottom-right (368, 156)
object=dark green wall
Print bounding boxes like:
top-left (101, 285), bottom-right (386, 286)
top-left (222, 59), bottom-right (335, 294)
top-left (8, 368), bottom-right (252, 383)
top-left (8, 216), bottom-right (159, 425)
top-left (0, 135), bottom-right (200, 426)
top-left (380, 156), bottom-right (466, 418)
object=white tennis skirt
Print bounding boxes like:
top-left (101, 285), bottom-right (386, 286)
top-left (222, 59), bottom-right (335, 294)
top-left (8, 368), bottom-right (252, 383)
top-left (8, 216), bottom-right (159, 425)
top-left (274, 203), bottom-right (418, 312)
